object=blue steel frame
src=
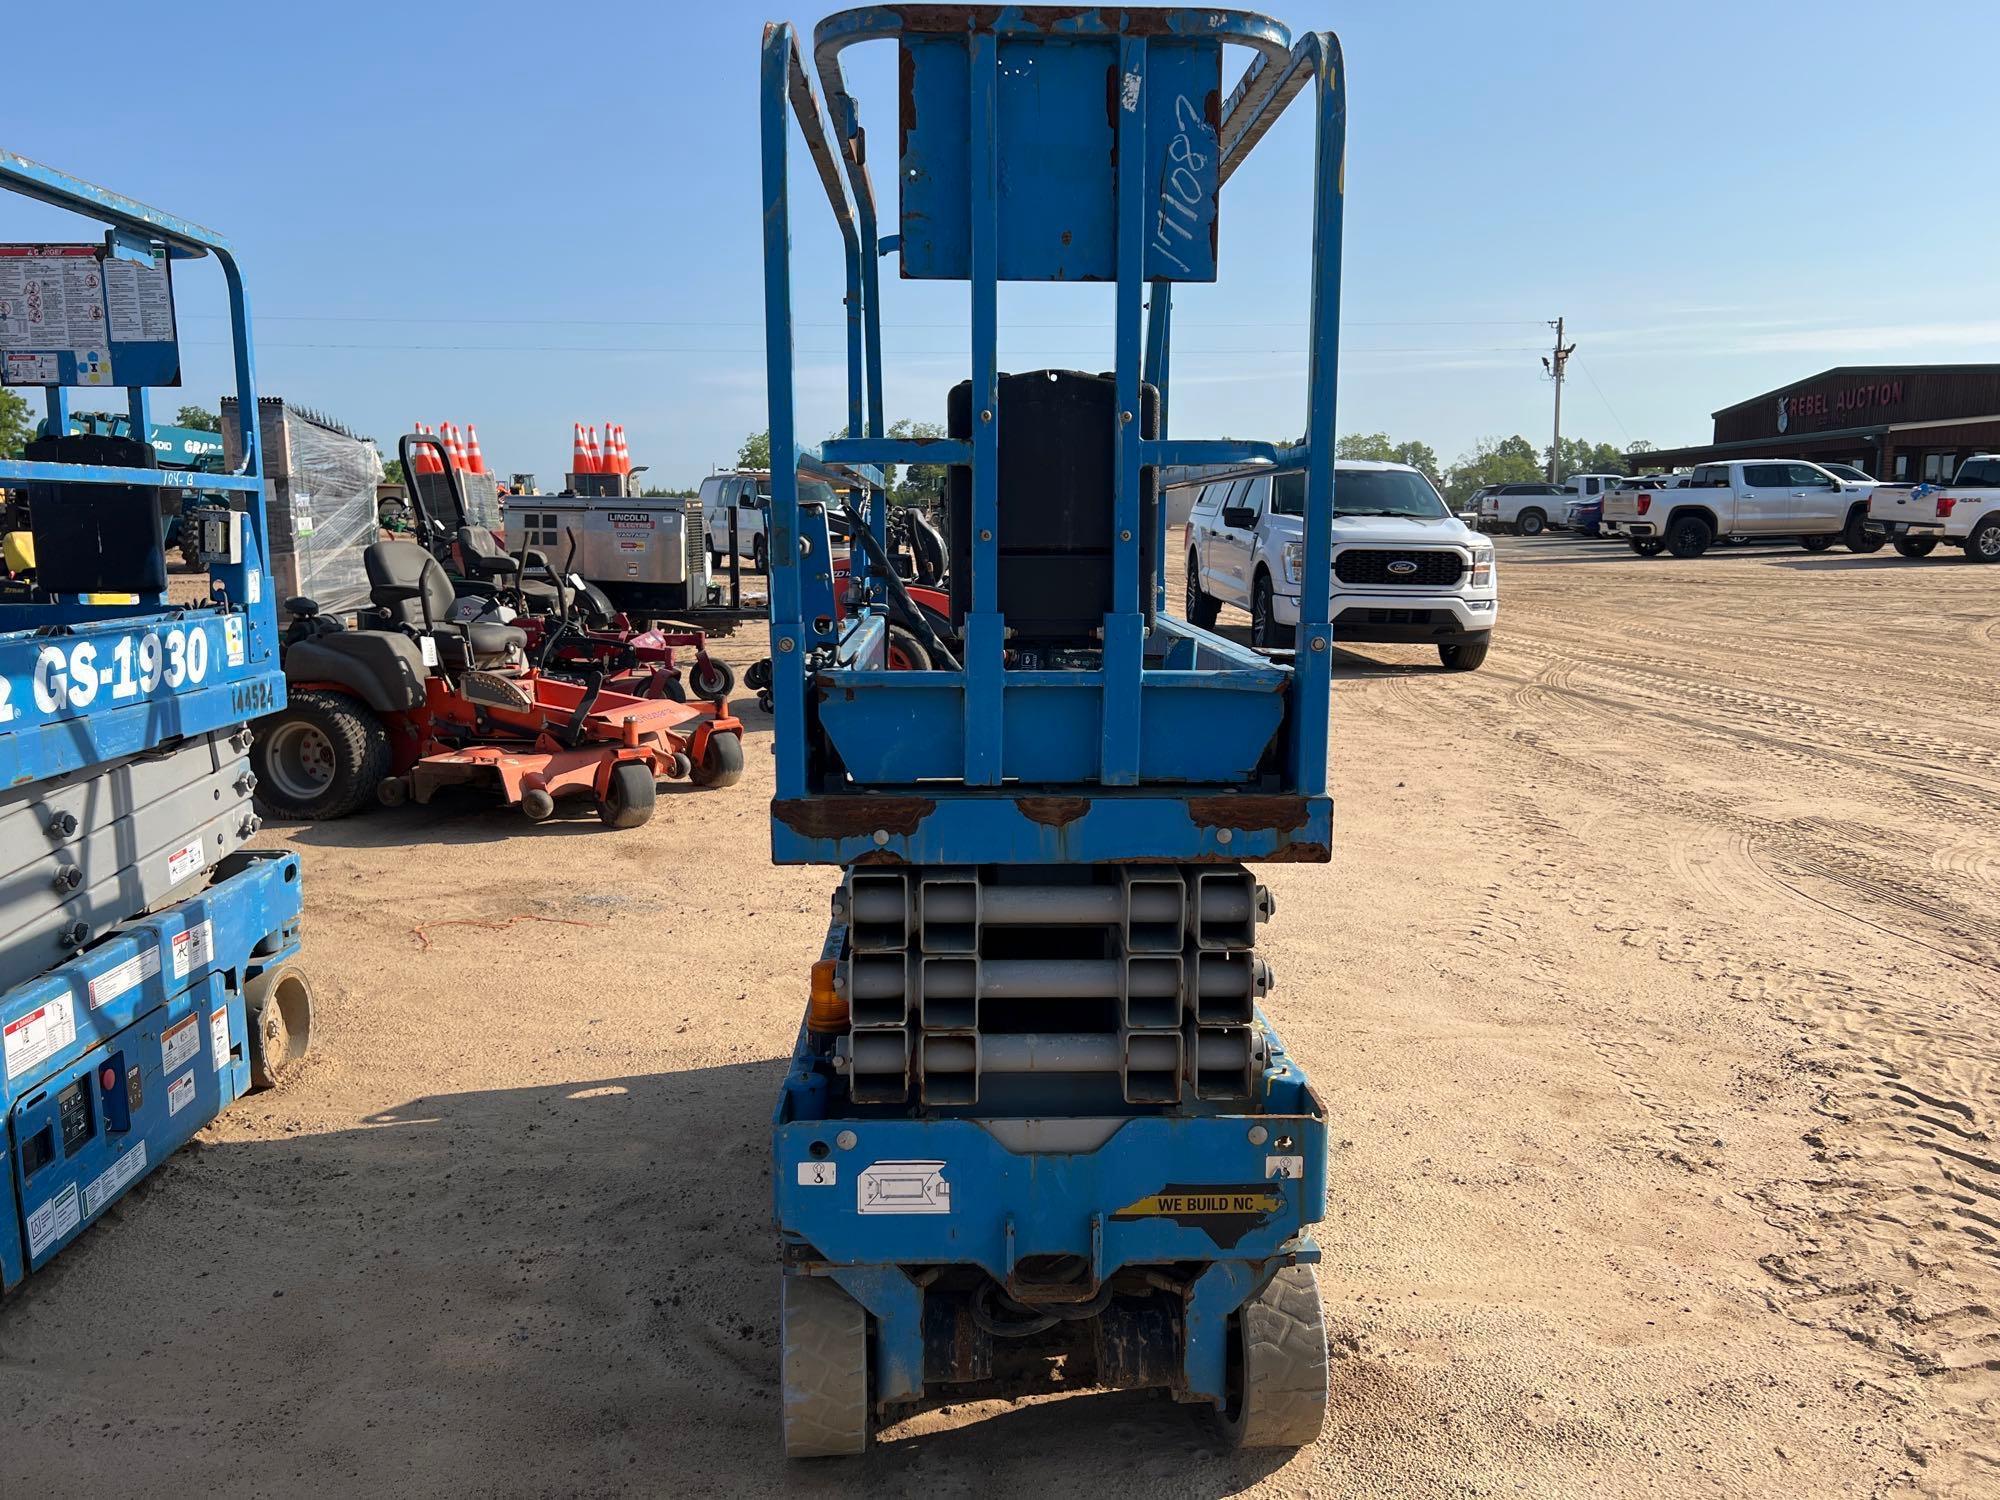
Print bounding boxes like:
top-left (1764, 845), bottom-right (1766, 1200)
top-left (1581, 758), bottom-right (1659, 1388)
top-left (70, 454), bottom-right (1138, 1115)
top-left (0, 152), bottom-right (284, 786)
top-left (0, 850), bottom-right (302, 1290)
top-left (764, 6), bottom-right (1349, 1416)
top-left (760, 9), bottom-right (1346, 868)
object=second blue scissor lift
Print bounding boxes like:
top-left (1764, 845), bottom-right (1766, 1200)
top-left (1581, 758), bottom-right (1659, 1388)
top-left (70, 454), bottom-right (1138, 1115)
top-left (761, 6), bottom-right (1346, 1454)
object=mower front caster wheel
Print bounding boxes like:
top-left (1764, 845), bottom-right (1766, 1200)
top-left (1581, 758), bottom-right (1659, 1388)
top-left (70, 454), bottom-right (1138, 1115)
top-left (782, 1275), bottom-right (869, 1458)
top-left (688, 656), bottom-right (736, 700)
top-left (1217, 1263), bottom-right (1330, 1449)
top-left (521, 786), bottom-right (557, 822)
top-left (690, 732), bottom-right (745, 789)
top-left (597, 762), bottom-right (657, 828)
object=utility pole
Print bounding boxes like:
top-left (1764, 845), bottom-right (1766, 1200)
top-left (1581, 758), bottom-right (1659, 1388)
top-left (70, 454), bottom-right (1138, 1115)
top-left (1541, 317), bottom-right (1576, 483)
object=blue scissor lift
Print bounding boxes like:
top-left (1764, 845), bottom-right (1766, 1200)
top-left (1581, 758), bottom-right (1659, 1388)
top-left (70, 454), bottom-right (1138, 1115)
top-left (762, 7), bottom-right (1345, 1454)
top-left (0, 154), bottom-right (313, 1291)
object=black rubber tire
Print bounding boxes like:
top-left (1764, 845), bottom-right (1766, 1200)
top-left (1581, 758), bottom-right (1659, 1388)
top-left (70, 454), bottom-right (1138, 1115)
top-left (1969, 517), bottom-right (2000, 564)
top-left (1893, 536), bottom-right (1938, 559)
top-left (690, 731), bottom-right (745, 789)
top-left (1844, 509), bottom-right (1885, 553)
top-left (1217, 1264), bottom-right (1329, 1449)
top-left (1439, 636), bottom-right (1490, 671)
top-left (1629, 537), bottom-right (1665, 557)
top-left (781, 1275), bottom-right (868, 1458)
top-left (752, 535), bottom-right (768, 574)
top-left (597, 761), bottom-right (657, 828)
top-left (688, 656), bottom-right (736, 699)
top-left (1800, 534), bottom-right (1835, 552)
top-left (885, 624), bottom-right (933, 670)
top-left (244, 965), bottom-right (314, 1090)
top-left (1186, 553), bottom-right (1221, 628)
top-left (1517, 508), bottom-right (1546, 536)
top-left (1667, 515), bottom-right (1713, 559)
top-left (1250, 572), bottom-right (1293, 650)
top-left (250, 691), bottom-right (388, 821)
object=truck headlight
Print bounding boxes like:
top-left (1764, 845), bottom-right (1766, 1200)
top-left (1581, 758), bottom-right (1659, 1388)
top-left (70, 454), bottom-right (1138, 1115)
top-left (1469, 546), bottom-right (1493, 587)
top-left (1282, 540), bottom-right (1303, 584)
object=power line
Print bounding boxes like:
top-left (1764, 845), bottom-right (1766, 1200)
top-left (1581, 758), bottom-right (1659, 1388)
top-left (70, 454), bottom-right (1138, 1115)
top-left (188, 338), bottom-right (1547, 356)
top-left (1573, 356), bottom-right (1631, 446)
top-left (181, 311), bottom-right (1549, 332)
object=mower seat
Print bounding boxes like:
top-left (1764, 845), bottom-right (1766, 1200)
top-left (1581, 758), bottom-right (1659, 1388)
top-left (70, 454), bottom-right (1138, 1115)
top-left (365, 539), bottom-right (528, 665)
top-left (458, 524), bottom-right (560, 609)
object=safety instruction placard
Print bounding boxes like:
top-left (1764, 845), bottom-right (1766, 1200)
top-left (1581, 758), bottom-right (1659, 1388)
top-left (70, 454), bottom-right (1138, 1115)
top-left (26, 1183), bottom-right (81, 1259)
top-left (161, 1013), bottom-right (202, 1074)
top-left (83, 1140), bottom-right (148, 1216)
top-left (4, 996), bottom-right (77, 1081)
top-left (88, 943), bottom-right (161, 1010)
top-left (0, 243), bottom-right (179, 388)
top-left (169, 919), bottom-right (214, 980)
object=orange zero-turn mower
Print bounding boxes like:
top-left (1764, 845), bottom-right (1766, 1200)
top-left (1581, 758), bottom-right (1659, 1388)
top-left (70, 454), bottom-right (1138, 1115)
top-left (250, 538), bottom-right (743, 828)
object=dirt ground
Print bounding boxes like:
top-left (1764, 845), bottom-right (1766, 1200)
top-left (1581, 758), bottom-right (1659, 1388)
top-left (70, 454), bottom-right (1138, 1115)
top-left (4, 535), bottom-right (1997, 1498)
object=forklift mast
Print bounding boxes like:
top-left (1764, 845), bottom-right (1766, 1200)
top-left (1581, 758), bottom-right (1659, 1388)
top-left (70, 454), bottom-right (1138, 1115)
top-left (760, 7), bottom-right (1347, 1455)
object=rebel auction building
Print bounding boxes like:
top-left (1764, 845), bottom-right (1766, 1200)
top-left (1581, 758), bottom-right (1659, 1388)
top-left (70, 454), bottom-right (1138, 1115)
top-left (1631, 364), bottom-right (2000, 482)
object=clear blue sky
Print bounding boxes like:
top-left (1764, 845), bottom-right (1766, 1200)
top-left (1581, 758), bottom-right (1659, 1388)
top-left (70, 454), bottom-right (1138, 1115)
top-left (8, 0), bottom-right (1996, 485)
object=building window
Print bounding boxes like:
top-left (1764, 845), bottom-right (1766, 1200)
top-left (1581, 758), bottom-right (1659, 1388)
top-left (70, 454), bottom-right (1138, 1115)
top-left (1892, 454), bottom-right (1911, 481)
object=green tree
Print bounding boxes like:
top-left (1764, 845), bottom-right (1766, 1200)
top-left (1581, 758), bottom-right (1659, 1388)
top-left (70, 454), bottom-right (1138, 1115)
top-left (176, 404), bottom-right (219, 432)
top-left (1549, 437), bottom-right (1631, 480)
top-left (889, 417), bottom-right (947, 507)
top-left (0, 386), bottom-right (31, 459)
top-left (381, 457), bottom-right (405, 486)
top-left (1442, 434), bottom-right (1543, 506)
top-left (737, 429), bottom-right (770, 470)
top-left (1336, 431), bottom-right (1441, 481)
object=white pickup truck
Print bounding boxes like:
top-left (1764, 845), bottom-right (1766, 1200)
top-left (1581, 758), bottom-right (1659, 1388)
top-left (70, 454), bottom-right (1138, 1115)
top-left (1864, 454), bottom-right (2000, 562)
top-left (1603, 458), bottom-right (1877, 558)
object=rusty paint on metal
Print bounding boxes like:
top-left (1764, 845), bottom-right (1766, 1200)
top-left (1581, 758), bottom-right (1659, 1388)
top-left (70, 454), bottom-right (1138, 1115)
top-left (1015, 795), bottom-right (1090, 828)
top-left (772, 795), bottom-right (936, 839)
top-left (1185, 794), bottom-right (1311, 834)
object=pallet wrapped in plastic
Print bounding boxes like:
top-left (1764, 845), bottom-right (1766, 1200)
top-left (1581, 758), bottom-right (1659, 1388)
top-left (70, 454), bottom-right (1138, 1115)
top-left (221, 397), bottom-right (383, 620)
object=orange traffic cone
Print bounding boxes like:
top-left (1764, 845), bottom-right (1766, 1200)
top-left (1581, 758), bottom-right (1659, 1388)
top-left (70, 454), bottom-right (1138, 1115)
top-left (604, 420), bottom-right (621, 475)
top-left (586, 425), bottom-right (603, 473)
top-left (464, 423), bottom-right (487, 475)
top-left (446, 423), bottom-right (467, 471)
top-left (614, 424), bottom-right (630, 474)
top-left (571, 422), bottom-right (595, 474)
top-left (413, 423), bottom-right (441, 474)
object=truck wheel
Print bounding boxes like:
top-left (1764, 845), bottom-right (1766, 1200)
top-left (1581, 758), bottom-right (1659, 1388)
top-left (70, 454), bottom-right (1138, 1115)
top-left (244, 965), bottom-right (314, 1090)
top-left (1516, 508), bottom-right (1546, 536)
top-left (782, 1274), bottom-right (869, 1458)
top-left (690, 731), bottom-right (745, 789)
top-left (1251, 573), bottom-right (1293, 650)
top-left (1844, 509), bottom-right (1885, 553)
top-left (1186, 553), bottom-right (1221, 628)
top-left (1629, 537), bottom-right (1665, 557)
top-left (1969, 517), bottom-right (2000, 564)
top-left (250, 691), bottom-right (388, 821)
top-left (1217, 1264), bottom-right (1329, 1449)
top-left (1893, 536), bottom-right (1938, 559)
top-left (1439, 636), bottom-right (1490, 671)
top-left (597, 762), bottom-right (657, 828)
top-left (1666, 515), bottom-right (1712, 558)
top-left (688, 656), bottom-right (736, 699)
top-left (1799, 534), bottom-right (1835, 552)
top-left (752, 535), bottom-right (768, 574)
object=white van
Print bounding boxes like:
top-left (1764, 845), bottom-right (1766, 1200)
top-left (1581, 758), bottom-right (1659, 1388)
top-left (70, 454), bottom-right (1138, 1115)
top-left (1183, 460), bottom-right (1499, 670)
top-left (698, 470), bottom-right (771, 570)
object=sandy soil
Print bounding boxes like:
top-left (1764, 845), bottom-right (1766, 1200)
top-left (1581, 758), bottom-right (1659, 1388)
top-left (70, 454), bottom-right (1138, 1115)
top-left (4, 536), bottom-right (1996, 1498)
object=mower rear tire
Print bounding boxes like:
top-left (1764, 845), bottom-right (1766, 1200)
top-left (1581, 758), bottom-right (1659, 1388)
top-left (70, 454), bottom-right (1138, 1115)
top-left (251, 691), bottom-right (388, 821)
top-left (598, 762), bottom-right (657, 828)
top-left (691, 731), bottom-right (745, 789)
top-left (689, 656), bottom-right (736, 700)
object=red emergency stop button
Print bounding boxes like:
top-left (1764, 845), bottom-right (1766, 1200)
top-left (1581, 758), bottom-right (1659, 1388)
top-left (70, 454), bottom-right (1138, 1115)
top-left (100, 1066), bottom-right (118, 1091)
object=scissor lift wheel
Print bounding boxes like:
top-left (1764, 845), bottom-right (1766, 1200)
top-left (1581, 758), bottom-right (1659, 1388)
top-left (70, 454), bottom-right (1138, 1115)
top-left (245, 964), bottom-right (315, 1090)
top-left (782, 1274), bottom-right (869, 1458)
top-left (1218, 1264), bottom-right (1330, 1449)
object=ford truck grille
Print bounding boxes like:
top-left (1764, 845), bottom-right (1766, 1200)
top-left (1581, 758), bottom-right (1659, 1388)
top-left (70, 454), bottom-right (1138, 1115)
top-left (1334, 549), bottom-right (1464, 587)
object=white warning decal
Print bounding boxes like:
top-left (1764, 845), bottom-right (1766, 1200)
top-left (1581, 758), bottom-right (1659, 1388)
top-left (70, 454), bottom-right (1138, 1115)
top-left (167, 1070), bottom-right (196, 1117)
top-left (5, 996), bottom-right (76, 1081)
top-left (167, 836), bottom-right (207, 884)
top-left (797, 1161), bottom-right (837, 1187)
top-left (88, 943), bottom-right (160, 1009)
top-left (26, 1183), bottom-right (81, 1258)
top-left (83, 1140), bottom-right (148, 1217)
top-left (856, 1160), bottom-right (950, 1215)
top-left (209, 1008), bottom-right (230, 1069)
top-left (170, 920), bottom-right (214, 979)
top-left (161, 1013), bottom-right (201, 1073)
top-left (1264, 1155), bottom-right (1306, 1181)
